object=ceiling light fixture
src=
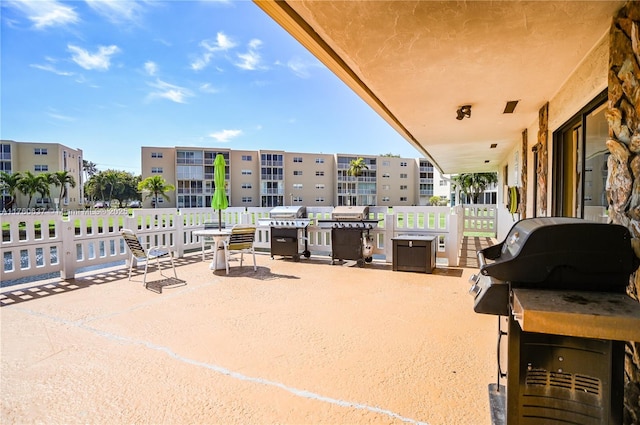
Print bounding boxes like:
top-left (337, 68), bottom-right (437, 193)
top-left (503, 100), bottom-right (519, 114)
top-left (456, 105), bottom-right (472, 120)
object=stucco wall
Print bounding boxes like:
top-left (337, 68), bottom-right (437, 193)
top-left (496, 31), bottom-right (610, 241)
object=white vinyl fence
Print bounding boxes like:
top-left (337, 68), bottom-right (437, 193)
top-left (1, 205), bottom-right (467, 284)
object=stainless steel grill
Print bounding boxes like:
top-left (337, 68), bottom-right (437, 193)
top-left (258, 206), bottom-right (310, 261)
top-left (318, 206), bottom-right (378, 266)
top-left (468, 217), bottom-right (640, 425)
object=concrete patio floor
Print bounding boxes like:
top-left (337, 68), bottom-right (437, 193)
top-left (1, 251), bottom-right (497, 425)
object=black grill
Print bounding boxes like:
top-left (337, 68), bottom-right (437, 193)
top-left (468, 217), bottom-right (639, 425)
top-left (258, 206), bottom-right (310, 261)
top-left (318, 206), bottom-right (377, 267)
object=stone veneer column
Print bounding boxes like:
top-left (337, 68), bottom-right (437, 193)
top-left (606, 2), bottom-right (640, 422)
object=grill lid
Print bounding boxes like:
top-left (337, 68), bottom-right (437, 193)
top-left (331, 206), bottom-right (369, 220)
top-left (269, 206), bottom-right (306, 218)
top-left (479, 217), bottom-right (637, 291)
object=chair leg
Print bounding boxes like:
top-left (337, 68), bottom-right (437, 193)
top-left (169, 254), bottom-right (177, 278)
top-left (128, 254), bottom-right (134, 280)
top-left (224, 243), bottom-right (230, 275)
top-left (143, 261), bottom-right (149, 288)
top-left (251, 248), bottom-right (256, 271)
top-left (240, 252), bottom-right (244, 268)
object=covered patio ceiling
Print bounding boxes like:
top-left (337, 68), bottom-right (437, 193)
top-left (255, 0), bottom-right (624, 174)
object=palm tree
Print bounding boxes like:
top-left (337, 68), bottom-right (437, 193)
top-left (0, 171), bottom-right (21, 210)
top-left (103, 170), bottom-right (123, 204)
top-left (138, 175), bottom-right (175, 208)
top-left (451, 172), bottom-right (498, 204)
top-left (51, 170), bottom-right (76, 209)
top-left (82, 160), bottom-right (98, 182)
top-left (17, 171), bottom-right (48, 209)
top-left (347, 157), bottom-right (368, 206)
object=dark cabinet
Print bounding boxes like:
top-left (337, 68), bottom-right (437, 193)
top-left (392, 235), bottom-right (436, 273)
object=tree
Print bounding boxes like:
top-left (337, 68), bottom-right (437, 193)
top-left (102, 170), bottom-right (123, 203)
top-left (138, 175), bottom-right (175, 208)
top-left (17, 171), bottom-right (49, 209)
top-left (451, 172), bottom-right (498, 204)
top-left (110, 171), bottom-right (140, 207)
top-left (380, 153), bottom-right (400, 157)
top-left (86, 172), bottom-right (108, 202)
top-left (83, 160), bottom-right (98, 181)
top-left (0, 171), bottom-right (22, 210)
top-left (347, 157), bottom-right (368, 206)
top-left (51, 170), bottom-right (76, 209)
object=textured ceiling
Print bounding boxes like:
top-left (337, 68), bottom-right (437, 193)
top-left (256, 0), bottom-right (624, 174)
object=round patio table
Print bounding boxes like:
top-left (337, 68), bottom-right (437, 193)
top-left (193, 229), bottom-right (231, 271)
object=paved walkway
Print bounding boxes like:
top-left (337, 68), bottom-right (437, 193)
top-left (1, 252), bottom-right (497, 425)
top-left (458, 236), bottom-right (498, 268)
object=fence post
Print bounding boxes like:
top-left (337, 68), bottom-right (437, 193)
top-left (384, 213), bottom-right (395, 263)
top-left (59, 214), bottom-right (76, 280)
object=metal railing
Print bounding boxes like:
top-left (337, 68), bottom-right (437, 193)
top-left (1, 205), bottom-right (469, 283)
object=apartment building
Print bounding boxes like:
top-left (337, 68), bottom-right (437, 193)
top-left (141, 146), bottom-right (450, 208)
top-left (0, 140), bottom-right (84, 210)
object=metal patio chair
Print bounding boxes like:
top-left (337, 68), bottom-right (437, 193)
top-left (222, 224), bottom-right (257, 275)
top-left (121, 228), bottom-right (179, 292)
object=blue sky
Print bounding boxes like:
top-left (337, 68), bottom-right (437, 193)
top-left (1, 0), bottom-right (422, 175)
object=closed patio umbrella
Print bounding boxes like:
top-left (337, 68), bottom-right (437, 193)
top-left (211, 154), bottom-right (228, 230)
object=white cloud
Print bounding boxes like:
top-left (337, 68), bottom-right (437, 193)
top-left (30, 63), bottom-right (74, 76)
top-left (209, 129), bottom-right (242, 143)
top-left (235, 38), bottom-right (264, 71)
top-left (68, 44), bottom-right (120, 71)
top-left (144, 61), bottom-right (157, 76)
top-left (6, 0), bottom-right (79, 29)
top-left (147, 79), bottom-right (193, 104)
top-left (84, 0), bottom-right (144, 25)
top-left (47, 111), bottom-right (76, 122)
top-left (191, 32), bottom-right (237, 72)
top-left (202, 32), bottom-right (237, 52)
top-left (190, 53), bottom-right (212, 72)
top-left (286, 57), bottom-right (319, 79)
top-left (199, 83), bottom-right (219, 94)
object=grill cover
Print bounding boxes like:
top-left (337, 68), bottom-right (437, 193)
top-left (480, 217), bottom-right (637, 291)
top-left (331, 206), bottom-right (369, 220)
top-left (269, 206), bottom-right (306, 218)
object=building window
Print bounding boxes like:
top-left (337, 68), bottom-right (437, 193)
top-left (400, 185), bottom-right (408, 190)
top-left (400, 161), bottom-right (407, 167)
top-left (315, 197), bottom-right (324, 202)
top-left (315, 158), bottom-right (324, 164)
top-left (34, 164), bottom-right (48, 172)
top-left (241, 183), bottom-right (252, 189)
top-left (242, 155), bottom-right (252, 161)
top-left (400, 197), bottom-right (408, 202)
top-left (242, 197), bottom-right (252, 203)
top-left (382, 185), bottom-right (390, 190)
top-left (293, 170), bottom-right (303, 176)
top-left (315, 171), bottom-right (324, 177)
top-left (382, 160), bottom-right (390, 167)
top-left (34, 148), bottom-right (48, 155)
top-left (293, 157), bottom-right (303, 163)
top-left (151, 152), bottom-right (163, 158)
top-left (292, 196), bottom-right (303, 202)
top-left (242, 169), bottom-right (252, 175)
top-left (440, 180), bottom-right (447, 186)
top-left (382, 173), bottom-right (390, 178)
top-left (382, 196), bottom-right (390, 202)
top-left (315, 184), bottom-right (325, 189)
top-left (151, 167), bottom-right (163, 174)
top-left (293, 183), bottom-right (303, 189)
top-left (400, 173), bottom-right (408, 179)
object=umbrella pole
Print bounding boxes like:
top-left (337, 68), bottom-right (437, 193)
top-left (218, 209), bottom-right (222, 231)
